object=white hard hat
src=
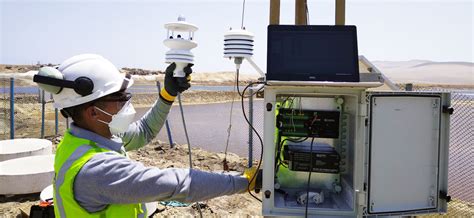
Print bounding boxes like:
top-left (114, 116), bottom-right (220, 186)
top-left (33, 54), bottom-right (133, 109)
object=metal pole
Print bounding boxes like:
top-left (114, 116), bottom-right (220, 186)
top-left (51, 92), bottom-right (58, 135)
top-left (41, 89), bottom-right (45, 138)
top-left (269, 0), bottom-right (280, 25)
top-left (9, 77), bottom-right (14, 139)
top-left (156, 81), bottom-right (174, 147)
top-left (55, 108), bottom-right (59, 135)
top-left (176, 92), bottom-right (203, 217)
top-left (295, 0), bottom-right (307, 25)
top-left (248, 88), bottom-right (254, 167)
top-left (38, 87), bottom-right (41, 103)
top-left (177, 93), bottom-right (193, 167)
top-left (335, 0), bottom-right (346, 25)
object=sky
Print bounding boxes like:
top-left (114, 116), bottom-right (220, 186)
top-left (0, 0), bottom-right (473, 74)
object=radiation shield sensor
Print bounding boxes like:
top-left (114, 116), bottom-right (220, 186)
top-left (223, 28), bottom-right (265, 78)
top-left (163, 15), bottom-right (198, 77)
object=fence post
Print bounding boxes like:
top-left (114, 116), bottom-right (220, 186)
top-left (38, 87), bottom-right (41, 103)
top-left (9, 77), bottom-right (14, 139)
top-left (156, 81), bottom-right (174, 148)
top-left (50, 93), bottom-right (58, 135)
top-left (41, 89), bottom-right (45, 138)
top-left (55, 108), bottom-right (59, 135)
top-left (248, 88), bottom-right (254, 167)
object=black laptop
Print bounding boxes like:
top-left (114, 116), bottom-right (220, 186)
top-left (266, 25), bottom-right (359, 82)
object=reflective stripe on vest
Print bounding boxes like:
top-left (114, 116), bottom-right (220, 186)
top-left (53, 131), bottom-right (145, 217)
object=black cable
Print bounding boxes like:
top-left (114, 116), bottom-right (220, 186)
top-left (236, 68), bottom-right (243, 97)
top-left (280, 96), bottom-right (291, 106)
top-left (277, 161), bottom-right (288, 168)
top-left (304, 137), bottom-right (315, 218)
top-left (241, 81), bottom-right (265, 202)
top-left (236, 68), bottom-right (264, 99)
top-left (275, 137), bottom-right (287, 170)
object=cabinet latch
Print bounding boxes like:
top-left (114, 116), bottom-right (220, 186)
top-left (442, 106), bottom-right (454, 115)
top-left (440, 191), bottom-right (451, 202)
top-left (266, 103), bottom-right (273, 112)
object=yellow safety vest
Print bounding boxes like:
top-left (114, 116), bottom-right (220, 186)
top-left (53, 131), bottom-right (146, 217)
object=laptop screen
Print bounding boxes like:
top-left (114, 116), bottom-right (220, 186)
top-left (266, 25), bottom-right (359, 82)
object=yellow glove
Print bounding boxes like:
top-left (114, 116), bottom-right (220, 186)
top-left (243, 166), bottom-right (259, 191)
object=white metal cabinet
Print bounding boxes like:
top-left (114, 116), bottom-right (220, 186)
top-left (261, 85), bottom-right (451, 217)
top-left (365, 92), bottom-right (450, 216)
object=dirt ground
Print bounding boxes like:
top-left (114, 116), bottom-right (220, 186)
top-left (0, 139), bottom-right (262, 217)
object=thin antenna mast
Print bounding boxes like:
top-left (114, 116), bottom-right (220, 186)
top-left (241, 0), bottom-right (246, 28)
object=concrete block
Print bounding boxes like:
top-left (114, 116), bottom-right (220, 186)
top-left (0, 154), bottom-right (54, 195)
top-left (0, 138), bottom-right (52, 162)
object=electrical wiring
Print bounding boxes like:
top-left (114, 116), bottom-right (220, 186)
top-left (304, 137), bottom-right (315, 218)
top-left (240, 81), bottom-right (265, 202)
top-left (223, 70), bottom-right (265, 202)
top-left (223, 67), bottom-right (262, 172)
top-left (222, 72), bottom-right (238, 171)
top-left (236, 67), bottom-right (265, 99)
top-left (224, 0), bottom-right (266, 203)
top-left (275, 97), bottom-right (308, 171)
top-left (280, 96), bottom-right (291, 106)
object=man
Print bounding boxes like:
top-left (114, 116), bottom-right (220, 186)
top-left (33, 54), bottom-right (257, 217)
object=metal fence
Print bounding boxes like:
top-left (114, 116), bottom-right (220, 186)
top-left (409, 86), bottom-right (473, 217)
top-left (444, 90), bottom-right (474, 216)
top-left (0, 77), bottom-right (67, 140)
top-left (0, 77), bottom-right (13, 139)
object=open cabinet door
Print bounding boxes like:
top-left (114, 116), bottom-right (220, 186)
top-left (367, 93), bottom-right (445, 215)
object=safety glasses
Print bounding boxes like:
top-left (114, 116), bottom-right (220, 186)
top-left (95, 91), bottom-right (132, 109)
top-left (101, 91), bottom-right (132, 101)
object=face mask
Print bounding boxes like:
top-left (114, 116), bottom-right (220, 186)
top-left (95, 100), bottom-right (136, 135)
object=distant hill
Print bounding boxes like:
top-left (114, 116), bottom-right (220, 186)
top-left (2, 60), bottom-right (473, 86)
top-left (373, 60), bottom-right (473, 85)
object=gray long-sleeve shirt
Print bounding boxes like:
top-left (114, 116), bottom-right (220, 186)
top-left (71, 98), bottom-right (249, 213)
